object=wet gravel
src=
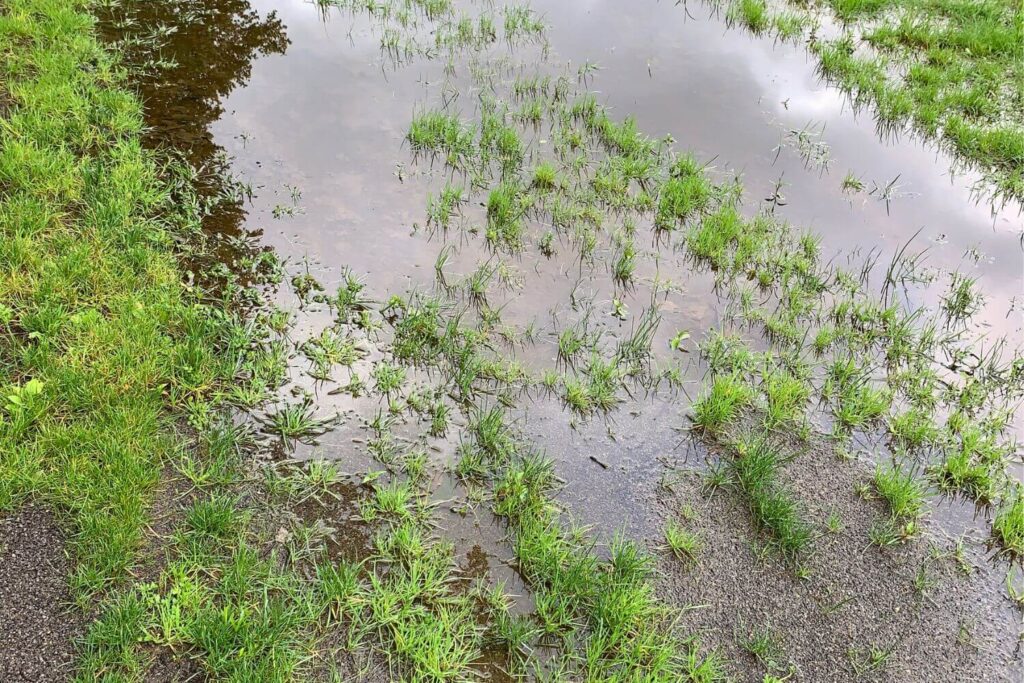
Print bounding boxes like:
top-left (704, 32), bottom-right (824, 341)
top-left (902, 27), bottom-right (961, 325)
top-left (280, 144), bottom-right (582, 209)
top-left (655, 434), bottom-right (1024, 682)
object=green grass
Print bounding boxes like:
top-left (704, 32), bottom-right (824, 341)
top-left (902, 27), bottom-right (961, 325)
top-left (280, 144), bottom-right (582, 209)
top-left (532, 160), bottom-right (559, 189)
top-left (762, 367), bottom-right (810, 428)
top-left (731, 0), bottom-right (1024, 202)
top-left (738, 623), bottom-right (789, 674)
top-left (730, 0), bottom-right (770, 33)
top-left (873, 463), bottom-right (926, 522)
top-left (992, 487), bottom-right (1024, 559)
top-left (941, 273), bottom-right (984, 325)
top-left (664, 519), bottom-right (702, 562)
top-left (301, 328), bottom-right (363, 379)
top-left (691, 372), bottom-right (756, 431)
top-left (372, 360), bottom-right (407, 396)
top-left (932, 424), bottom-right (1005, 503)
top-left (407, 109), bottom-right (475, 167)
top-left (655, 167), bottom-right (714, 232)
top-left (493, 448), bottom-right (727, 680)
top-left (0, 0), bottom-right (244, 601)
top-left (485, 181), bottom-right (527, 250)
top-left (686, 204), bottom-right (745, 268)
top-left (729, 435), bottom-right (812, 561)
top-left (265, 398), bottom-right (335, 443)
top-left (20, 0), bottom-right (1024, 677)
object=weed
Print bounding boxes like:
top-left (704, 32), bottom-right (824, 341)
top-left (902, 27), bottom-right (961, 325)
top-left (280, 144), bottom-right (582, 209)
top-left (739, 622), bottom-right (790, 673)
top-left (613, 240), bottom-right (637, 286)
top-left (848, 643), bottom-right (895, 677)
top-left (302, 328), bottom-right (364, 379)
top-left (826, 511), bottom-right (844, 534)
top-left (539, 230), bottom-right (556, 256)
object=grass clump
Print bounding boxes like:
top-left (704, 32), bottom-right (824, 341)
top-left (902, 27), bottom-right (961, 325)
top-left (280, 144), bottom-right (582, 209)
top-left (686, 205), bottom-right (744, 269)
top-left (493, 448), bottom-right (727, 680)
top-left (532, 160), bottom-right (559, 190)
top-left (738, 623), bottom-right (790, 674)
top-left (730, 0), bottom-right (770, 33)
top-left (655, 158), bottom-right (713, 231)
top-left (873, 463), bottom-right (926, 522)
top-left (664, 520), bottom-right (702, 563)
top-left (730, 435), bottom-right (812, 560)
top-left (485, 181), bottom-right (527, 250)
top-left (992, 487), bottom-right (1024, 559)
top-left (932, 424), bottom-right (1006, 503)
top-left (762, 367), bottom-right (810, 428)
top-left (691, 372), bottom-right (756, 431)
top-left (407, 110), bottom-right (475, 167)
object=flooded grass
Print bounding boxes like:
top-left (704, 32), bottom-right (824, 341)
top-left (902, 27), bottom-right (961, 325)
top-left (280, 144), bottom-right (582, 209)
top-left (719, 0), bottom-right (1024, 204)
top-left (5, 0), bottom-right (1024, 679)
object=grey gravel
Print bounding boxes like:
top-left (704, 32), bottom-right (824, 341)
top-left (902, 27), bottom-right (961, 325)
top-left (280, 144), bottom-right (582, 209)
top-left (0, 506), bottom-right (84, 682)
top-left (655, 434), bottom-right (1024, 682)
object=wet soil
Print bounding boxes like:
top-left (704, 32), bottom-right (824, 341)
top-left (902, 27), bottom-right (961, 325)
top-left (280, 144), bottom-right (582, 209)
top-left (0, 507), bottom-right (84, 682)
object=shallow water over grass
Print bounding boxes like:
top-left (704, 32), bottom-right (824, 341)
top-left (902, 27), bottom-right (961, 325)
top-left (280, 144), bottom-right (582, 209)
top-left (228, 0), bottom-right (1022, 329)
top-left (113, 0), bottom-right (1024, 677)
top-left (202, 0), bottom-right (1023, 495)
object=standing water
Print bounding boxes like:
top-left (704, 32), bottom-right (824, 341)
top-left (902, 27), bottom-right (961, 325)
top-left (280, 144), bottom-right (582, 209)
top-left (106, 0), bottom-right (1024, 679)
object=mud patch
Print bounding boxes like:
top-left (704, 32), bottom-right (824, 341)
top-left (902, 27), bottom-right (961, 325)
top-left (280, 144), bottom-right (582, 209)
top-left (0, 506), bottom-right (84, 682)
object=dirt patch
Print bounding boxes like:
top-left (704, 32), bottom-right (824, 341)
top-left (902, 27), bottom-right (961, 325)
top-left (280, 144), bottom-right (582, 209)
top-left (0, 506), bottom-right (85, 682)
top-left (141, 646), bottom-right (206, 683)
top-left (657, 434), bottom-right (1023, 682)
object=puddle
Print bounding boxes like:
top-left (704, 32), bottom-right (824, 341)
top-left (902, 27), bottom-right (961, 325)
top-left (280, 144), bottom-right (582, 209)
top-left (287, 475), bottom-right (376, 563)
top-left (106, 0), bottom-right (1024, 677)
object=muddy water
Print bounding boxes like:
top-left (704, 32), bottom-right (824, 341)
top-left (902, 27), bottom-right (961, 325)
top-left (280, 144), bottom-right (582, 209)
top-left (114, 0), bottom-right (1023, 677)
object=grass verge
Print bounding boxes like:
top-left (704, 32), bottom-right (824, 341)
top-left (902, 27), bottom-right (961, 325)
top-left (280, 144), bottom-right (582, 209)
top-left (0, 0), bottom-right (239, 602)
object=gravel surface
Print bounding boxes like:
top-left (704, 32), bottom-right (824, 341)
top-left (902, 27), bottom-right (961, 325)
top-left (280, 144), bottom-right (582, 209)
top-left (0, 506), bottom-right (84, 682)
top-left (655, 433), bottom-right (1024, 682)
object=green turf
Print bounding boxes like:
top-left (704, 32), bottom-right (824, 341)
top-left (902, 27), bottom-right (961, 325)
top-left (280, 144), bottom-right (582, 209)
top-left (0, 0), bottom-right (241, 601)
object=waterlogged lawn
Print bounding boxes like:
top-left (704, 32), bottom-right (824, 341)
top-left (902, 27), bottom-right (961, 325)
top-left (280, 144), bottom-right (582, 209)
top-left (3, 0), bottom-right (1024, 680)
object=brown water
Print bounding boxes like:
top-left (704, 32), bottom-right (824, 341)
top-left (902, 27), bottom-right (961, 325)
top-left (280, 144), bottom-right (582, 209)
top-left (108, 0), bottom-right (1024, 677)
